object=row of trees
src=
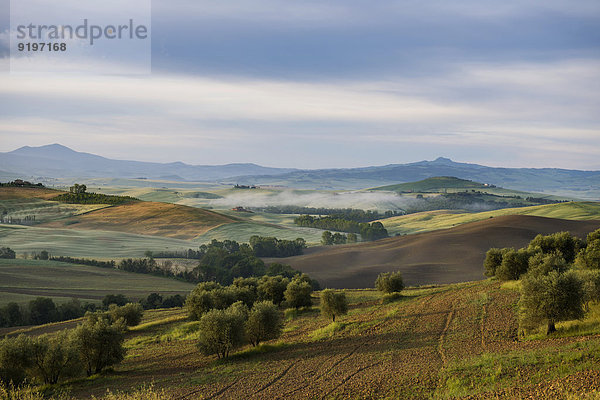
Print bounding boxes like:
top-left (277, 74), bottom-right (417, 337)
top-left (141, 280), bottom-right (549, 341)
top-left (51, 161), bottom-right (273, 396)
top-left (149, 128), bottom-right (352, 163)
top-left (321, 231), bottom-right (357, 245)
top-left (0, 303), bottom-right (143, 386)
top-left (249, 236), bottom-right (306, 257)
top-left (253, 206), bottom-right (402, 222)
top-left (0, 247), bottom-right (15, 259)
top-left (52, 184), bottom-right (137, 205)
top-left (295, 216), bottom-right (389, 241)
top-left (484, 229), bottom-right (600, 335)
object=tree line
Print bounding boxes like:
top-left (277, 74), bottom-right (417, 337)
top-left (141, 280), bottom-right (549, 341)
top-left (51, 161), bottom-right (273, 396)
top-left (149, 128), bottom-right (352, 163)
top-left (484, 229), bottom-right (600, 335)
top-left (294, 216), bottom-right (389, 241)
top-left (253, 206), bottom-right (402, 222)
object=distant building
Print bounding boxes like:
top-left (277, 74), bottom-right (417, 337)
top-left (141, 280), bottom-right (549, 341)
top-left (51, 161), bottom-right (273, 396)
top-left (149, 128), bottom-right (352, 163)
top-left (232, 206), bottom-right (253, 213)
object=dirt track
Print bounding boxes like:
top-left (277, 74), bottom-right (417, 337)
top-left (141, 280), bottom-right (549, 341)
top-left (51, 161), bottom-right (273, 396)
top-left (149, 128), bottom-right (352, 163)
top-left (274, 215), bottom-right (600, 288)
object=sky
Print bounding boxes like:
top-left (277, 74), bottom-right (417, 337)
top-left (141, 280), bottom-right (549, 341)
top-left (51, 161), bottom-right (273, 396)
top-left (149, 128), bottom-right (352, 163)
top-left (0, 0), bottom-right (599, 170)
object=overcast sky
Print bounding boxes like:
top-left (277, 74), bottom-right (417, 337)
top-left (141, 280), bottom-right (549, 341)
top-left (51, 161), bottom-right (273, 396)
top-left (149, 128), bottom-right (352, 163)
top-left (1, 0), bottom-right (599, 169)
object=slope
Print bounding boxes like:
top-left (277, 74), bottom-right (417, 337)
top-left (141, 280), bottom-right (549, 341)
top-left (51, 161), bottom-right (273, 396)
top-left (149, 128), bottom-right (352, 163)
top-left (39, 201), bottom-right (237, 240)
top-left (272, 215), bottom-right (600, 288)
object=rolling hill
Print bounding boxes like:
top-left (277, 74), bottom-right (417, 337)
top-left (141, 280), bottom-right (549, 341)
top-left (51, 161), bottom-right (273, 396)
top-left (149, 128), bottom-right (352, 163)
top-left (371, 176), bottom-right (491, 192)
top-left (39, 200), bottom-right (238, 240)
top-left (272, 215), bottom-right (600, 289)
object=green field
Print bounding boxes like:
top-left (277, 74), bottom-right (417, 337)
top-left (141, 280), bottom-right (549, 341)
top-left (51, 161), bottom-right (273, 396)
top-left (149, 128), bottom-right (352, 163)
top-left (0, 259), bottom-right (195, 306)
top-left (196, 221), bottom-right (325, 244)
top-left (0, 224), bottom-right (199, 258)
top-left (0, 198), bottom-right (109, 224)
top-left (380, 201), bottom-right (600, 236)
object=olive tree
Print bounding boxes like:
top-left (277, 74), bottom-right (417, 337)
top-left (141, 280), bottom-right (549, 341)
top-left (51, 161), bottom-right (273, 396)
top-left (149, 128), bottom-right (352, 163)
top-left (284, 276), bottom-right (313, 309)
top-left (320, 289), bottom-right (348, 322)
top-left (245, 301), bottom-right (283, 347)
top-left (0, 335), bottom-right (33, 385)
top-left (495, 249), bottom-right (530, 281)
top-left (258, 276), bottom-right (290, 305)
top-left (375, 271), bottom-right (404, 294)
top-left (197, 302), bottom-right (248, 359)
top-left (108, 303), bottom-right (144, 327)
top-left (518, 270), bottom-right (585, 335)
top-left (71, 315), bottom-right (126, 376)
top-left (30, 330), bottom-right (80, 384)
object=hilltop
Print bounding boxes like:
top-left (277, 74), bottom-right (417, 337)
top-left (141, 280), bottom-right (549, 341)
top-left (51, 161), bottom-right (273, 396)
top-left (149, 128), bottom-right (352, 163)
top-left (371, 176), bottom-right (491, 192)
top-left (271, 215), bottom-right (600, 288)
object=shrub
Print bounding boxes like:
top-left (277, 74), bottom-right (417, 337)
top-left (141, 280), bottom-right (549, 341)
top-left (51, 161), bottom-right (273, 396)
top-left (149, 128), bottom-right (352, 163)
top-left (245, 301), bottom-right (283, 347)
top-left (196, 303), bottom-right (247, 359)
top-left (108, 303), bottom-right (144, 327)
top-left (320, 290), bottom-right (348, 322)
top-left (375, 271), bottom-right (404, 294)
top-left (0, 247), bottom-right (16, 259)
top-left (102, 294), bottom-right (130, 308)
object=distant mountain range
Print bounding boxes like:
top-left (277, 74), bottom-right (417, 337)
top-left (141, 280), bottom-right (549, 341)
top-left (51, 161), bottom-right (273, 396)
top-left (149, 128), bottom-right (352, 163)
top-left (0, 144), bottom-right (297, 181)
top-left (1, 144), bottom-right (599, 199)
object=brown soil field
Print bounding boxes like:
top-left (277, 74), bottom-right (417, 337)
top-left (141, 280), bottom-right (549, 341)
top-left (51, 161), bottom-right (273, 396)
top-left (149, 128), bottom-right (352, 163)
top-left (63, 281), bottom-right (600, 399)
top-left (40, 201), bottom-right (238, 239)
top-left (0, 186), bottom-right (63, 200)
top-left (271, 215), bottom-right (600, 288)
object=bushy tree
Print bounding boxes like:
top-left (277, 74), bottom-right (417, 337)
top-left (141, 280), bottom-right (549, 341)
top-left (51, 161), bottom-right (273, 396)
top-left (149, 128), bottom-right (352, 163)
top-left (375, 271), bottom-right (404, 294)
top-left (258, 276), bottom-right (290, 305)
top-left (284, 276), bottom-right (313, 309)
top-left (518, 270), bottom-right (585, 335)
top-left (30, 331), bottom-right (80, 384)
top-left (0, 247), bottom-right (15, 259)
top-left (142, 293), bottom-right (163, 309)
top-left (347, 233), bottom-right (358, 243)
top-left (483, 248), bottom-right (506, 277)
top-left (71, 316), bottom-right (126, 376)
top-left (527, 252), bottom-right (568, 276)
top-left (0, 335), bottom-right (33, 385)
top-left (108, 303), bottom-right (144, 327)
top-left (527, 231), bottom-right (582, 264)
top-left (197, 302), bottom-right (247, 359)
top-left (495, 249), bottom-right (530, 281)
top-left (245, 301), bottom-right (283, 346)
top-left (575, 229), bottom-right (600, 270)
top-left (321, 231), bottom-right (334, 246)
top-left (580, 270), bottom-right (600, 311)
top-left (320, 290), bottom-right (348, 322)
top-left (161, 294), bottom-right (185, 308)
top-left (28, 297), bottom-right (59, 325)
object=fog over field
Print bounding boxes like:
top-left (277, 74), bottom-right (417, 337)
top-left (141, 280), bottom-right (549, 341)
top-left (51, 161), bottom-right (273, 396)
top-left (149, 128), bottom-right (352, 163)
top-left (209, 190), bottom-right (409, 211)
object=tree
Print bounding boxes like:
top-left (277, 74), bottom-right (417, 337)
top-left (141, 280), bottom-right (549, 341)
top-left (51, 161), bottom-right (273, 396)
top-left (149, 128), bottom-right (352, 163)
top-left (321, 231), bottom-right (334, 245)
top-left (527, 232), bottom-right (582, 264)
top-left (245, 301), bottom-right (283, 346)
top-left (58, 298), bottom-right (85, 321)
top-left (29, 297), bottom-right (59, 325)
top-left (258, 276), bottom-right (290, 305)
top-left (69, 183), bottom-right (87, 194)
top-left (347, 233), bottom-right (358, 243)
top-left (197, 302), bottom-right (247, 359)
top-left (108, 303), bottom-right (144, 327)
top-left (71, 315), bottom-right (126, 376)
top-left (284, 277), bottom-right (313, 309)
top-left (143, 293), bottom-right (163, 309)
top-left (0, 247), bottom-right (15, 259)
top-left (30, 331), bottom-right (80, 384)
top-left (528, 252), bottom-right (568, 276)
top-left (102, 294), bottom-right (129, 308)
top-left (518, 270), bottom-right (585, 335)
top-left (161, 294), bottom-right (185, 308)
top-left (37, 250), bottom-right (49, 260)
top-left (375, 271), bottom-right (404, 294)
top-left (0, 335), bottom-right (33, 385)
top-left (320, 290), bottom-right (348, 322)
top-left (483, 248), bottom-right (505, 277)
top-left (575, 229), bottom-right (600, 270)
top-left (495, 249), bottom-right (530, 281)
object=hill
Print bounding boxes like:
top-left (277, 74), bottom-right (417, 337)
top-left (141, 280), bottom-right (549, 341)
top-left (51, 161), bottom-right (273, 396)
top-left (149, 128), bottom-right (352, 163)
top-left (0, 144), bottom-right (296, 181)
top-left (19, 280), bottom-right (600, 399)
top-left (270, 215), bottom-right (600, 288)
top-left (39, 201), bottom-right (237, 240)
top-left (372, 176), bottom-right (490, 192)
top-left (380, 201), bottom-right (600, 236)
top-left (0, 258), bottom-right (195, 307)
top-left (231, 157), bottom-right (600, 198)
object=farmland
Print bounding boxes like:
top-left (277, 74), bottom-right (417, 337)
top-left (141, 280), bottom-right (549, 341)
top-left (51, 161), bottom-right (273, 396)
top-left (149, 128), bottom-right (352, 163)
top-left (20, 279), bottom-right (599, 399)
top-left (0, 259), bottom-right (195, 307)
